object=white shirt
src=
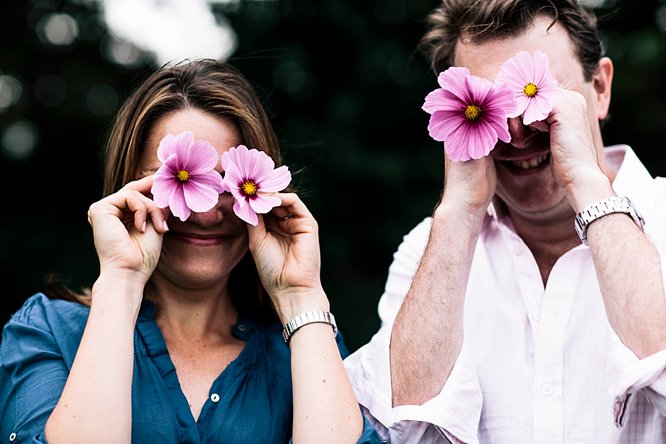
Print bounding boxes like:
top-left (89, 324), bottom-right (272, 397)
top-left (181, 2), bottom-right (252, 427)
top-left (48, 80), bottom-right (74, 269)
top-left (344, 145), bottom-right (666, 443)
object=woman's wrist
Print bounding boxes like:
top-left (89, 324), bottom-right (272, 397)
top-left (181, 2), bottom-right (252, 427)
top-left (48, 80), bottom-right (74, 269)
top-left (272, 287), bottom-right (331, 325)
top-left (92, 272), bottom-right (146, 311)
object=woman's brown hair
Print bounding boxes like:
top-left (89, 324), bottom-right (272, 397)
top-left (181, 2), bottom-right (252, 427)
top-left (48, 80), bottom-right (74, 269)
top-left (48, 59), bottom-right (283, 325)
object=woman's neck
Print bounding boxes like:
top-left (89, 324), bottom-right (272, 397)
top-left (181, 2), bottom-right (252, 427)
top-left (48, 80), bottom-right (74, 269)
top-left (145, 278), bottom-right (239, 343)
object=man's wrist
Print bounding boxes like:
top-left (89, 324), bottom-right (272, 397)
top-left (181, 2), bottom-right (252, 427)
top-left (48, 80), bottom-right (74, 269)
top-left (564, 170), bottom-right (614, 213)
top-left (574, 196), bottom-right (645, 245)
top-left (433, 197), bottom-right (488, 230)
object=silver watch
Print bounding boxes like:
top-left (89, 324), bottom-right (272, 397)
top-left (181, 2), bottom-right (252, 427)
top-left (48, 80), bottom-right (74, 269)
top-left (282, 310), bottom-right (338, 344)
top-left (574, 196), bottom-right (645, 246)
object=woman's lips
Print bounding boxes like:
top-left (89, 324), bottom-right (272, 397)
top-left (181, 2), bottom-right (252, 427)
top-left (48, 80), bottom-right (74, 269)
top-left (167, 232), bottom-right (231, 246)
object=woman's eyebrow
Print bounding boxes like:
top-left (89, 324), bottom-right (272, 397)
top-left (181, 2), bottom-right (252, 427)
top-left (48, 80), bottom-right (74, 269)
top-left (137, 167), bottom-right (159, 178)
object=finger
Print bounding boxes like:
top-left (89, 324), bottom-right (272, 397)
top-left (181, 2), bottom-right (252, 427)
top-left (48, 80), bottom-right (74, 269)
top-left (97, 189), bottom-right (163, 232)
top-left (149, 207), bottom-right (170, 233)
top-left (269, 193), bottom-right (313, 220)
top-left (246, 213), bottom-right (268, 251)
top-left (123, 190), bottom-right (154, 232)
top-left (122, 175), bottom-right (155, 196)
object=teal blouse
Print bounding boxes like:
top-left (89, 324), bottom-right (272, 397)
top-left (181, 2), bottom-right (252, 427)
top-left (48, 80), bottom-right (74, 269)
top-left (0, 293), bottom-right (382, 443)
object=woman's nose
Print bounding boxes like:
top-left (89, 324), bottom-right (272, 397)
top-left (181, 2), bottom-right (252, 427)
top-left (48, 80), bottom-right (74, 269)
top-left (507, 117), bottom-right (536, 149)
top-left (187, 205), bottom-right (224, 226)
top-left (186, 193), bottom-right (235, 226)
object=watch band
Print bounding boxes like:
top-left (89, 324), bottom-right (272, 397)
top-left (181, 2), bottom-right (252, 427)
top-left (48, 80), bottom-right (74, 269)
top-left (574, 196), bottom-right (645, 246)
top-left (282, 310), bottom-right (338, 344)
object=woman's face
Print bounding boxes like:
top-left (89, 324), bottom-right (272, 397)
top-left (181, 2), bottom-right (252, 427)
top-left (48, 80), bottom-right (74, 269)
top-left (137, 108), bottom-right (249, 291)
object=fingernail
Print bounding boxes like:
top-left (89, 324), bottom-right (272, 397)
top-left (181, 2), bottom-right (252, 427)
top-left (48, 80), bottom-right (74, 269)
top-left (162, 220), bottom-right (169, 231)
top-left (141, 221), bottom-right (147, 232)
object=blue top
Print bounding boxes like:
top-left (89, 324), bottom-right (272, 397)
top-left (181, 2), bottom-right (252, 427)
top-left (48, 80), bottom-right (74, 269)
top-left (0, 293), bottom-right (382, 443)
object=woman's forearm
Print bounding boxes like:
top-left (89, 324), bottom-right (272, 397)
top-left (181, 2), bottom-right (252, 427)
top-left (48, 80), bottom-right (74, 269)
top-left (289, 320), bottom-right (363, 444)
top-left (45, 275), bottom-right (143, 444)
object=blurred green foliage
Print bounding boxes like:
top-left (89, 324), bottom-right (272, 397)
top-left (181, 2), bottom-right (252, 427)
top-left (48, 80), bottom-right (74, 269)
top-left (2, 0), bottom-right (666, 351)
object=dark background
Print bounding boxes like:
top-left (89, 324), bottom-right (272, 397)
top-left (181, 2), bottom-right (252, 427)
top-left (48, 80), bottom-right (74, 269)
top-left (2, 0), bottom-right (666, 352)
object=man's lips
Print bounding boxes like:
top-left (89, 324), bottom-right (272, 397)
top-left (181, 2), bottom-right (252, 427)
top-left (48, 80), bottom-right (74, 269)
top-left (493, 152), bottom-right (551, 174)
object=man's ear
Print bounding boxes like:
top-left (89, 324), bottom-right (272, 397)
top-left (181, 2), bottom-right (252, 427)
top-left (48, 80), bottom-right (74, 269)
top-left (593, 57), bottom-right (613, 120)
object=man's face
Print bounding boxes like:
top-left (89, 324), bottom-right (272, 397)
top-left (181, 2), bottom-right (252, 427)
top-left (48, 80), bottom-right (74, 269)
top-left (453, 15), bottom-right (609, 221)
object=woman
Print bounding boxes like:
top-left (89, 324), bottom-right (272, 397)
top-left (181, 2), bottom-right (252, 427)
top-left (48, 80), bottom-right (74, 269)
top-left (0, 59), bottom-right (380, 443)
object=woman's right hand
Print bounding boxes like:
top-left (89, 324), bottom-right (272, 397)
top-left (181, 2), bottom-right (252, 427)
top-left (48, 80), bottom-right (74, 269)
top-left (87, 175), bottom-right (169, 285)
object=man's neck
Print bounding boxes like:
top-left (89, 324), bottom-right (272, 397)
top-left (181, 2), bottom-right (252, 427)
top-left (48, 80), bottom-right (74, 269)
top-left (507, 202), bottom-right (581, 284)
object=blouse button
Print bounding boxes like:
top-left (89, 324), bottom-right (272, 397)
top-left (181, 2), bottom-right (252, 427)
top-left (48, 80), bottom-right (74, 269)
top-left (9, 432), bottom-right (17, 442)
top-left (238, 324), bottom-right (246, 332)
top-left (211, 393), bottom-right (220, 403)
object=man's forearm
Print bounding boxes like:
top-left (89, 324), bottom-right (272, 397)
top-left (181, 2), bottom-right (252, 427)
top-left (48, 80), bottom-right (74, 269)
top-left (588, 212), bottom-right (666, 358)
top-left (389, 202), bottom-right (484, 406)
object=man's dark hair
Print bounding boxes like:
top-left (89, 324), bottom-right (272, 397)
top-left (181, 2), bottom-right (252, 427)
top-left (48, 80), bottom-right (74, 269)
top-left (419, 0), bottom-right (604, 81)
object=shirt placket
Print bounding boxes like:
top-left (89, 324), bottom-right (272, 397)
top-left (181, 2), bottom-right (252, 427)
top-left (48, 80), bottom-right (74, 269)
top-left (507, 231), bottom-right (576, 444)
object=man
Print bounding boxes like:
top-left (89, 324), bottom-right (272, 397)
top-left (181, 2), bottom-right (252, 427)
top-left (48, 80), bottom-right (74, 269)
top-left (344, 1), bottom-right (666, 442)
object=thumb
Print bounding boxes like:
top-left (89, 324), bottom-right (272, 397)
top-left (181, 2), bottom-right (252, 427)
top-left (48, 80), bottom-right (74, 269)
top-left (246, 213), bottom-right (267, 252)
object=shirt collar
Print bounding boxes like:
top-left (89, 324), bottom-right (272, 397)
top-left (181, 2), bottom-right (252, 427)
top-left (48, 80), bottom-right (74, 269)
top-left (484, 144), bottom-right (652, 224)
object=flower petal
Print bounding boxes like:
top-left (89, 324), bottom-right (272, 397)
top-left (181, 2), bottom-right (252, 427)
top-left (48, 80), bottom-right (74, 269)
top-left (257, 165), bottom-right (291, 192)
top-left (193, 170), bottom-right (225, 194)
top-left (233, 199), bottom-right (258, 226)
top-left (151, 173), bottom-right (180, 208)
top-left (249, 193), bottom-right (282, 214)
top-left (158, 131), bottom-right (194, 163)
top-left (185, 140), bottom-right (220, 174)
top-left (182, 180), bottom-right (221, 213)
top-left (168, 185), bottom-right (190, 221)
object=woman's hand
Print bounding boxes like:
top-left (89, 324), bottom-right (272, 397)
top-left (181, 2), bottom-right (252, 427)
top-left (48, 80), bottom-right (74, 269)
top-left (87, 175), bottom-right (169, 286)
top-left (247, 193), bottom-right (329, 323)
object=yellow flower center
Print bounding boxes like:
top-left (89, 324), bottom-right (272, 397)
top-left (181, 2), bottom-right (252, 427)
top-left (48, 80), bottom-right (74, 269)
top-left (176, 169), bottom-right (190, 182)
top-left (523, 82), bottom-right (539, 97)
top-left (464, 105), bottom-right (482, 122)
top-left (241, 180), bottom-right (258, 197)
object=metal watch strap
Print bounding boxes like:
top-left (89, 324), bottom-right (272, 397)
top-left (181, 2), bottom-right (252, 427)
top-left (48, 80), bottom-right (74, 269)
top-left (282, 310), bottom-right (338, 344)
top-left (574, 196), bottom-right (645, 246)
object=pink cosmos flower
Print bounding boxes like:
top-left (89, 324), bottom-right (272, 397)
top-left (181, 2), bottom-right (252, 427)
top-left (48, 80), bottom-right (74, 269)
top-left (423, 66), bottom-right (515, 161)
top-left (151, 131), bottom-right (225, 222)
top-left (495, 50), bottom-right (560, 125)
top-left (221, 145), bottom-right (292, 226)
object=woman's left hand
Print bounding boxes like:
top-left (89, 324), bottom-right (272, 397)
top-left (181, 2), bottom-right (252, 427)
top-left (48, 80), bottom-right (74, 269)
top-left (247, 193), bottom-right (329, 323)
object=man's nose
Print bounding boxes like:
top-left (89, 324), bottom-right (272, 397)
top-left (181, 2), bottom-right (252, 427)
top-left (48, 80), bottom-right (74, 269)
top-left (507, 117), bottom-right (536, 149)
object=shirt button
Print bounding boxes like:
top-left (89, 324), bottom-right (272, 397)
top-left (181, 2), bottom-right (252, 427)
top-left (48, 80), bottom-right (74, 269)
top-left (533, 310), bottom-right (540, 322)
top-left (542, 384), bottom-right (554, 396)
top-left (513, 245), bottom-right (523, 256)
top-left (9, 432), bottom-right (17, 442)
top-left (238, 324), bottom-right (246, 332)
top-left (211, 393), bottom-right (220, 403)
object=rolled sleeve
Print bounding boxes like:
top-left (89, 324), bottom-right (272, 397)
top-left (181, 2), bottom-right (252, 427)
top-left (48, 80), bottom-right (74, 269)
top-left (345, 326), bottom-right (481, 443)
top-left (610, 342), bottom-right (666, 426)
top-left (344, 218), bottom-right (482, 443)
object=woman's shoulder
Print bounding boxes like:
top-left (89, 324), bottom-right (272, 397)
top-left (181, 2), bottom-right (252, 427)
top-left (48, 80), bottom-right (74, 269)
top-left (7, 292), bottom-right (89, 327)
top-left (2, 292), bottom-right (90, 353)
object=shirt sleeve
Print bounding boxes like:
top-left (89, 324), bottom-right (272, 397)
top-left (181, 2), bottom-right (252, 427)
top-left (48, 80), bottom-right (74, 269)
top-left (344, 218), bottom-right (482, 444)
top-left (1, 295), bottom-right (71, 443)
top-left (609, 194), bottom-right (666, 425)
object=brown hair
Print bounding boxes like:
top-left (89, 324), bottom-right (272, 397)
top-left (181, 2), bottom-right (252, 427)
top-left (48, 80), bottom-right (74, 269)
top-left (419, 0), bottom-right (604, 81)
top-left (50, 59), bottom-right (282, 325)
